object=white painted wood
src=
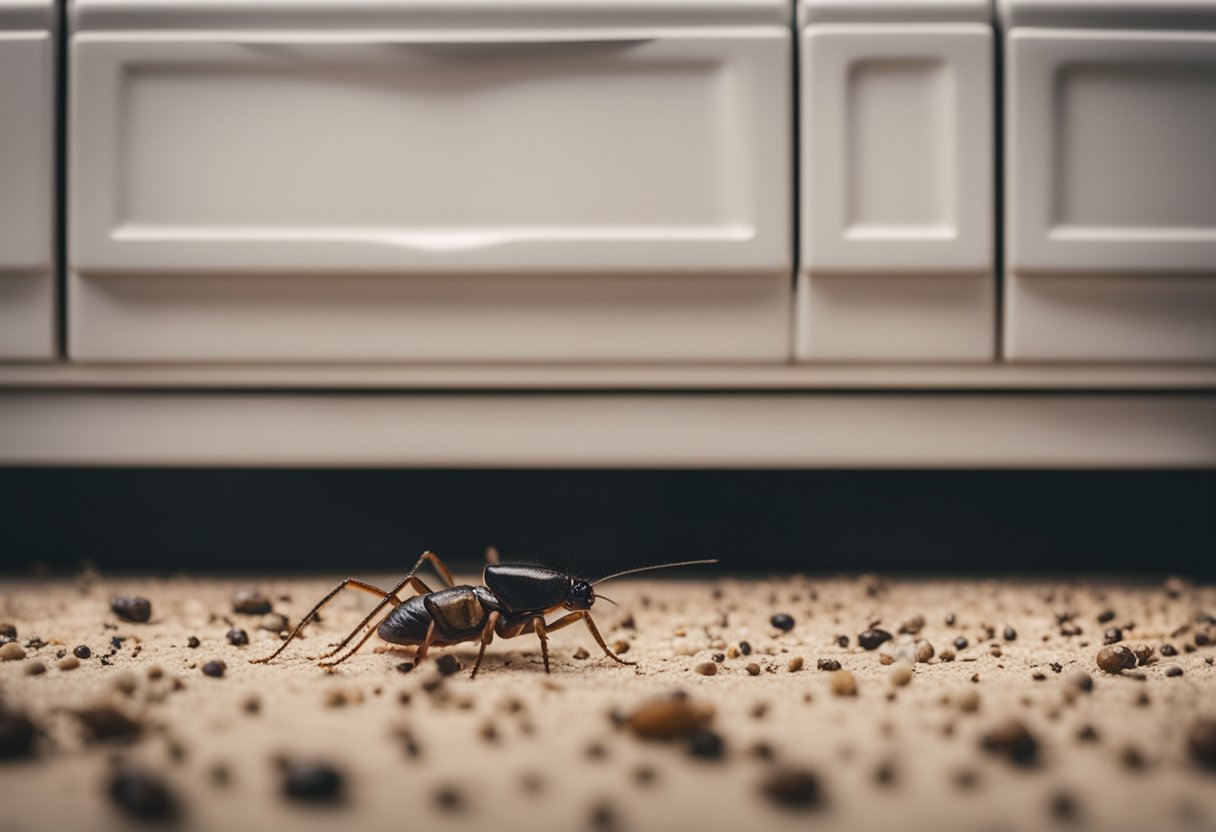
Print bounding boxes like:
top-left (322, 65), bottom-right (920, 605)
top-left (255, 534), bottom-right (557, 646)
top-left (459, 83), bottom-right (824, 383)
top-left (1005, 26), bottom-right (1216, 362)
top-left (1, 392), bottom-right (1212, 468)
top-left (1, 361), bottom-right (1214, 390)
top-left (0, 0), bottom-right (55, 359)
top-left (68, 6), bottom-right (792, 362)
top-left (797, 19), bottom-right (994, 361)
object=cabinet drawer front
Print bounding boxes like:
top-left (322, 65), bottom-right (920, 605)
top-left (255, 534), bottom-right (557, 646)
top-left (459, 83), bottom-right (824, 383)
top-left (0, 24), bottom-right (55, 360)
top-left (802, 24), bottom-right (993, 273)
top-left (71, 30), bottom-right (790, 276)
top-left (1007, 30), bottom-right (1216, 274)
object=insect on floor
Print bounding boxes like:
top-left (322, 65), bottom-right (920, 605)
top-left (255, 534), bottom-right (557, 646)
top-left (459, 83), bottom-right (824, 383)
top-left (0, 574), bottom-right (1214, 832)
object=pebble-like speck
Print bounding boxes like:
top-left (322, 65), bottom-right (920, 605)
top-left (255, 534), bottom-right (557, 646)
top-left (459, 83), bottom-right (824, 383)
top-left (760, 767), bottom-right (823, 810)
top-left (1188, 719), bottom-right (1216, 770)
top-left (226, 628), bottom-right (249, 647)
top-left (0, 709), bottom-right (37, 759)
top-left (201, 660), bottom-right (227, 678)
top-left (232, 589), bottom-right (273, 616)
top-left (693, 661), bottom-right (718, 676)
top-left (110, 595), bottom-right (152, 623)
top-left (889, 661), bottom-right (913, 687)
top-left (0, 642), bottom-right (26, 661)
top-left (858, 629), bottom-right (893, 651)
top-left (282, 762), bottom-right (344, 802)
top-left (770, 614), bottom-right (795, 632)
top-left (106, 769), bottom-right (179, 821)
top-left (686, 729), bottom-right (725, 760)
top-left (1164, 665), bottom-right (1183, 678)
top-left (829, 670), bottom-right (857, 697)
top-left (73, 645), bottom-right (91, 659)
top-left (980, 719), bottom-right (1039, 767)
top-left (1096, 645), bottom-right (1136, 674)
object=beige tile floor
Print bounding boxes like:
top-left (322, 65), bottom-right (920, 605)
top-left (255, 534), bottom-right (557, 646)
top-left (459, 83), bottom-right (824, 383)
top-left (0, 573), bottom-right (1213, 832)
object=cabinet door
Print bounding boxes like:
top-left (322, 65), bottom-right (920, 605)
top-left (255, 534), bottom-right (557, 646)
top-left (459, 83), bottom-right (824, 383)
top-left (0, 24), bottom-right (55, 359)
top-left (1005, 30), bottom-right (1216, 362)
top-left (69, 30), bottom-right (792, 362)
top-left (797, 24), bottom-right (994, 361)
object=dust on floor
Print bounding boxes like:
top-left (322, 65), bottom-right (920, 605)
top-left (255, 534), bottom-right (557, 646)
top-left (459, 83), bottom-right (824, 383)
top-left (0, 572), bottom-right (1214, 832)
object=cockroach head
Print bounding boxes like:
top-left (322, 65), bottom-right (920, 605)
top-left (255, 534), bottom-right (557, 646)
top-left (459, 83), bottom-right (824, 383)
top-left (564, 579), bottom-right (596, 611)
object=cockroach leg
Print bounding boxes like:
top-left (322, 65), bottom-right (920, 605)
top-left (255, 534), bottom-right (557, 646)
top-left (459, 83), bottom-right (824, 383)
top-left (533, 615), bottom-right (551, 674)
top-left (543, 610), bottom-right (636, 666)
top-left (253, 551), bottom-right (455, 665)
top-left (252, 578), bottom-right (398, 665)
top-left (471, 611), bottom-right (502, 679)
top-left (312, 549), bottom-right (457, 660)
top-left (413, 620), bottom-right (439, 667)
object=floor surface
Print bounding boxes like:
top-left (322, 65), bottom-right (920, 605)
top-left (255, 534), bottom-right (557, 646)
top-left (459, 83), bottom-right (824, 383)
top-left (0, 572), bottom-right (1213, 832)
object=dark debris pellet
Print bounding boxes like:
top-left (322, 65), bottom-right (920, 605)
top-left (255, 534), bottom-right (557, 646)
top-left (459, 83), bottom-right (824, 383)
top-left (73, 645), bottom-right (92, 660)
top-left (1164, 665), bottom-right (1183, 678)
top-left (433, 785), bottom-right (466, 813)
top-left (186, 636), bottom-right (200, 649)
top-left (1103, 627), bottom-right (1123, 645)
top-left (1003, 627), bottom-right (1017, 641)
top-left (201, 660), bottom-right (226, 678)
top-left (759, 767), bottom-right (823, 810)
top-left (232, 589), bottom-right (273, 616)
top-left (282, 761), bottom-right (344, 802)
top-left (770, 614), bottom-right (795, 632)
top-left (980, 719), bottom-right (1039, 767)
top-left (0, 708), bottom-right (38, 759)
top-left (435, 655), bottom-right (462, 677)
top-left (1187, 719), bottom-right (1216, 770)
top-left (110, 596), bottom-right (151, 623)
top-left (1160, 643), bottom-right (1178, 657)
top-left (1096, 645), bottom-right (1136, 674)
top-left (73, 706), bottom-right (143, 744)
top-left (739, 641), bottom-right (752, 656)
top-left (817, 658), bottom-right (841, 672)
top-left (590, 801), bottom-right (618, 831)
top-left (106, 769), bottom-right (179, 821)
top-left (953, 636), bottom-right (969, 650)
top-left (858, 629), bottom-right (893, 651)
top-left (226, 629), bottom-right (249, 647)
top-left (686, 729), bottom-right (725, 760)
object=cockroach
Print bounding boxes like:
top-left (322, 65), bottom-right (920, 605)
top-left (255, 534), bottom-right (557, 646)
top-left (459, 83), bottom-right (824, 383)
top-left (253, 550), bottom-right (716, 677)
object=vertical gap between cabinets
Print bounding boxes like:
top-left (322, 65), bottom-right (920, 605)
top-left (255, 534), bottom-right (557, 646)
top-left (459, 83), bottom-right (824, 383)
top-left (992, 20), bottom-right (1005, 362)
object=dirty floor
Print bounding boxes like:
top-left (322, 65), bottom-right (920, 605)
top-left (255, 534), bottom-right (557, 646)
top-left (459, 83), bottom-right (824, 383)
top-left (0, 573), bottom-right (1214, 832)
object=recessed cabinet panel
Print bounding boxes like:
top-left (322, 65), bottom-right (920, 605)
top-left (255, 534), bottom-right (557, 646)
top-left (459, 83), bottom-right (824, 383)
top-left (1005, 29), bottom-right (1216, 361)
top-left (797, 22), bottom-right (995, 361)
top-left (68, 19), bottom-right (792, 363)
top-left (0, 1), bottom-right (55, 360)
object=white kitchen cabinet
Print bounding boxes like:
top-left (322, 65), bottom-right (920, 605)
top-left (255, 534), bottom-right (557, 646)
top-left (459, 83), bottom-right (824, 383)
top-left (68, 0), bottom-right (792, 362)
top-left (796, 0), bottom-right (995, 361)
top-left (1003, 0), bottom-right (1216, 362)
top-left (0, 0), bottom-right (56, 360)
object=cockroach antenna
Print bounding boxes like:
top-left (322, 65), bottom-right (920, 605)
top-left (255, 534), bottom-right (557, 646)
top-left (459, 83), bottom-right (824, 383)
top-left (591, 558), bottom-right (719, 586)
